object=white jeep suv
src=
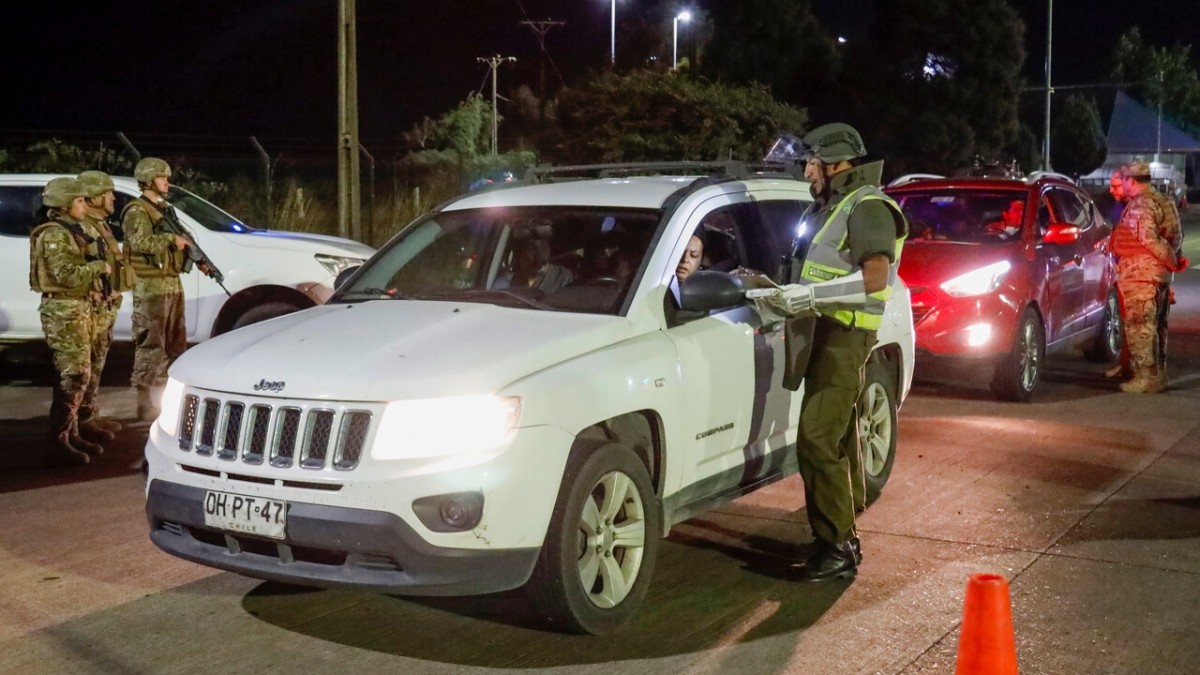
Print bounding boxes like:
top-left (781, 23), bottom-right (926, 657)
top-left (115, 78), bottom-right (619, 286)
top-left (0, 174), bottom-right (374, 356)
top-left (144, 163), bottom-right (915, 634)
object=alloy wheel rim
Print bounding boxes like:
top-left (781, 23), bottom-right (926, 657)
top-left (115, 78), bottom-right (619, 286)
top-left (1105, 296), bottom-right (1122, 354)
top-left (575, 470), bottom-right (647, 609)
top-left (1020, 321), bottom-right (1040, 390)
top-left (859, 382), bottom-right (892, 475)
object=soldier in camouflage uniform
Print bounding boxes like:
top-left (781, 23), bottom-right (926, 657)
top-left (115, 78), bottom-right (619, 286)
top-left (123, 157), bottom-right (192, 420)
top-left (1110, 160), bottom-right (1185, 393)
top-left (29, 177), bottom-right (114, 465)
top-left (77, 170), bottom-right (136, 438)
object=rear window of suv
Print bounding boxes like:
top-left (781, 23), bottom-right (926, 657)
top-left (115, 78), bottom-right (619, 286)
top-left (0, 186), bottom-right (44, 237)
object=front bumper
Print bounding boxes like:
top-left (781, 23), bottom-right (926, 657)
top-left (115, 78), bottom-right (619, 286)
top-left (912, 291), bottom-right (1021, 357)
top-left (146, 480), bottom-right (540, 596)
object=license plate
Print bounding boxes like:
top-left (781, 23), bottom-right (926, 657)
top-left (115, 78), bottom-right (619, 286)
top-left (203, 490), bottom-right (288, 540)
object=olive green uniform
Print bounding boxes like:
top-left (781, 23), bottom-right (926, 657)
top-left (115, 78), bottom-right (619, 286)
top-left (789, 161), bottom-right (905, 547)
top-left (123, 198), bottom-right (187, 391)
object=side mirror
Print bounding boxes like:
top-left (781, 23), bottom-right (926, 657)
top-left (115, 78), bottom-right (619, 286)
top-left (1042, 222), bottom-right (1081, 245)
top-left (678, 270), bottom-right (746, 311)
top-left (334, 265), bottom-right (363, 289)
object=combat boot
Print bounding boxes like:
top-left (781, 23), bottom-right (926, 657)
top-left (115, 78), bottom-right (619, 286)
top-left (135, 387), bottom-right (159, 422)
top-left (46, 431), bottom-right (90, 466)
top-left (1119, 373), bottom-right (1157, 394)
top-left (69, 420), bottom-right (105, 456)
top-left (80, 407), bottom-right (123, 433)
top-left (78, 417), bottom-right (116, 442)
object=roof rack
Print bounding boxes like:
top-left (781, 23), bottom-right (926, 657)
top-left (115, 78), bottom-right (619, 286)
top-left (1024, 170), bottom-right (1075, 185)
top-left (522, 160), bottom-right (806, 184)
top-left (886, 173), bottom-right (945, 187)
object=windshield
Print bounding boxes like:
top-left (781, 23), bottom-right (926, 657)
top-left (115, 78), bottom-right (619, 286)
top-left (895, 189), bottom-right (1029, 244)
top-left (166, 186), bottom-right (254, 233)
top-left (334, 205), bottom-right (661, 315)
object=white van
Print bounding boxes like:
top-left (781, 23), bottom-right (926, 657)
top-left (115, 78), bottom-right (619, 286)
top-left (0, 174), bottom-right (374, 353)
top-left (143, 163), bottom-right (915, 634)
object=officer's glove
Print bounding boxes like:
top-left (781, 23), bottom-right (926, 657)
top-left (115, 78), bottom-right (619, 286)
top-left (1174, 256), bottom-right (1190, 272)
top-left (766, 283), bottom-right (816, 316)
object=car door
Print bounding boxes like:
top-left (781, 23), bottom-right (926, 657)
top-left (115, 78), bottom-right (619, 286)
top-left (664, 196), bottom-right (803, 507)
top-left (1073, 193), bottom-right (1113, 327)
top-left (1045, 187), bottom-right (1092, 339)
top-left (0, 184), bottom-right (50, 340)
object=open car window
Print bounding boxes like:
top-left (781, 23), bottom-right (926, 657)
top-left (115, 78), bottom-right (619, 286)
top-left (333, 205), bottom-right (661, 315)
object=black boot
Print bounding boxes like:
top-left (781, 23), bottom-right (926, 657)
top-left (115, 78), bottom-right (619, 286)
top-left (792, 538), bottom-right (859, 582)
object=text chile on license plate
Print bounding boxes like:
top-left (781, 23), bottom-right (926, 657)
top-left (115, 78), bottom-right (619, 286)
top-left (203, 490), bottom-right (288, 539)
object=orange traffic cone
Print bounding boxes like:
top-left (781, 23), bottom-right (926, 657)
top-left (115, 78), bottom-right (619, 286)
top-left (955, 573), bottom-right (1018, 675)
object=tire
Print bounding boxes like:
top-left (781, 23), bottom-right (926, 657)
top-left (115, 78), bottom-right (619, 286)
top-left (859, 356), bottom-right (899, 505)
top-left (230, 302), bottom-right (303, 331)
top-left (990, 308), bottom-right (1045, 402)
top-left (1083, 289), bottom-right (1122, 363)
top-left (528, 441), bottom-right (659, 635)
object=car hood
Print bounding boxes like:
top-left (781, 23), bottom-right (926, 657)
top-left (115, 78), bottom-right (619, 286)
top-left (171, 301), bottom-right (635, 401)
top-left (228, 229), bottom-right (375, 257)
top-left (898, 241), bottom-right (1019, 290)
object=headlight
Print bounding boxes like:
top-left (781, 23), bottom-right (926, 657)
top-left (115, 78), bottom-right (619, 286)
top-left (372, 396), bottom-right (521, 460)
top-left (315, 253), bottom-right (365, 277)
top-left (158, 377), bottom-right (186, 436)
top-left (940, 261), bottom-right (1012, 297)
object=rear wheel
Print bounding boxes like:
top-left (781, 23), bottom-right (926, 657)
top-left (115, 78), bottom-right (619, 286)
top-left (1083, 289), bottom-right (1122, 363)
top-left (528, 441), bottom-right (659, 635)
top-left (860, 355), bottom-right (899, 505)
top-left (990, 308), bottom-right (1044, 402)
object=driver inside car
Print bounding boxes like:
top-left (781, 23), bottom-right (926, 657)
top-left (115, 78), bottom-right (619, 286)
top-left (985, 199), bottom-right (1025, 239)
top-left (495, 237), bottom-right (574, 293)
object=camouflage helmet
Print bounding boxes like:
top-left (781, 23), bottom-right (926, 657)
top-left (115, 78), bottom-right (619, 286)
top-left (1121, 159), bottom-right (1151, 180)
top-left (77, 170), bottom-right (115, 198)
top-left (41, 177), bottom-right (89, 209)
top-left (134, 157), bottom-right (172, 183)
top-left (801, 122), bottom-right (867, 164)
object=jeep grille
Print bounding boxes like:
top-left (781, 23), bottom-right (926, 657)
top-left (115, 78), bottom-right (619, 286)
top-left (177, 394), bottom-right (373, 471)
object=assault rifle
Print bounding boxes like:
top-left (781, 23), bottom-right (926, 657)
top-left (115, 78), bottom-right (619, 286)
top-left (145, 197), bottom-right (231, 297)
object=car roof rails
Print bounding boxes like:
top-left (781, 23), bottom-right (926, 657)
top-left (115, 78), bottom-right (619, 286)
top-left (1024, 171), bottom-right (1075, 185)
top-left (886, 173), bottom-right (945, 187)
top-left (522, 160), bottom-right (807, 184)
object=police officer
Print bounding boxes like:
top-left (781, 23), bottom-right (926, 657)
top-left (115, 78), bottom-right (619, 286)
top-left (77, 170), bottom-right (135, 438)
top-left (762, 123), bottom-right (908, 581)
top-left (29, 177), bottom-right (114, 465)
top-left (123, 157), bottom-right (191, 420)
top-left (1111, 160), bottom-right (1185, 393)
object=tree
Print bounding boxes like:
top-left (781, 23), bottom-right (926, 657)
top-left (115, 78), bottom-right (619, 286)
top-left (1051, 94), bottom-right (1107, 178)
top-left (704, 0), bottom-right (838, 116)
top-left (842, 0), bottom-right (1025, 177)
top-left (547, 71), bottom-right (807, 164)
top-left (1109, 27), bottom-right (1200, 136)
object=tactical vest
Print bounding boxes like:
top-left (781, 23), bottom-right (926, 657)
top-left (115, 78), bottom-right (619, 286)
top-left (1110, 189), bottom-right (1179, 261)
top-left (86, 215), bottom-right (137, 292)
top-left (798, 185), bottom-right (907, 331)
top-left (121, 198), bottom-right (184, 276)
top-left (29, 220), bottom-right (103, 297)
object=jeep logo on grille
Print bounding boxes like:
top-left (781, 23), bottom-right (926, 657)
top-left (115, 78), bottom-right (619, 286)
top-left (253, 379), bottom-right (286, 393)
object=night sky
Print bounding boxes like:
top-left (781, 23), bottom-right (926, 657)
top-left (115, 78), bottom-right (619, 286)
top-left (0, 0), bottom-right (1197, 152)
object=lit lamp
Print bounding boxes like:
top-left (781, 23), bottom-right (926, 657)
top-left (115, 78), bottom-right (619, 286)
top-left (673, 11), bottom-right (691, 71)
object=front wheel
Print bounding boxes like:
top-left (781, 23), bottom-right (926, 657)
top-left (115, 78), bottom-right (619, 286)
top-left (528, 441), bottom-right (659, 635)
top-left (230, 301), bottom-right (303, 331)
top-left (990, 308), bottom-right (1045, 402)
top-left (1083, 289), bottom-right (1122, 363)
top-left (859, 355), bottom-right (899, 505)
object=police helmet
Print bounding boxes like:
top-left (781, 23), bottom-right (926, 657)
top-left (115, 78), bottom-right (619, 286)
top-left (802, 123), bottom-right (867, 164)
top-left (134, 157), bottom-right (172, 183)
top-left (41, 177), bottom-right (89, 209)
top-left (77, 170), bottom-right (115, 198)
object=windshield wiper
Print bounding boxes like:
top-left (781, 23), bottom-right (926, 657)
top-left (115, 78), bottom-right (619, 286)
top-left (336, 287), bottom-right (412, 301)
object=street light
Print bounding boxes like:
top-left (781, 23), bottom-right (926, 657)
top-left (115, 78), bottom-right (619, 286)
top-left (1041, 0), bottom-right (1053, 170)
top-left (673, 11), bottom-right (691, 71)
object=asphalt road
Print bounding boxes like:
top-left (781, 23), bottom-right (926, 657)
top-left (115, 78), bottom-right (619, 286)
top-left (2, 225), bottom-right (1200, 674)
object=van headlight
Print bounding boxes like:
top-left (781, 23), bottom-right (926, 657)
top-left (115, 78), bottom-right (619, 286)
top-left (315, 253), bottom-right (365, 276)
top-left (372, 396), bottom-right (521, 460)
top-left (158, 377), bottom-right (186, 436)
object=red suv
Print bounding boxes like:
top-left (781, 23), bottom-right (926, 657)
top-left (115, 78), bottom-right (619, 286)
top-left (885, 172), bottom-right (1121, 401)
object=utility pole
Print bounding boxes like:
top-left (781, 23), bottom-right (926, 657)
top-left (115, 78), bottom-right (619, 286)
top-left (1041, 0), bottom-right (1053, 170)
top-left (1156, 70), bottom-right (1164, 162)
top-left (520, 19), bottom-right (564, 127)
top-left (477, 55), bottom-right (516, 156)
top-left (337, 0), bottom-right (362, 242)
